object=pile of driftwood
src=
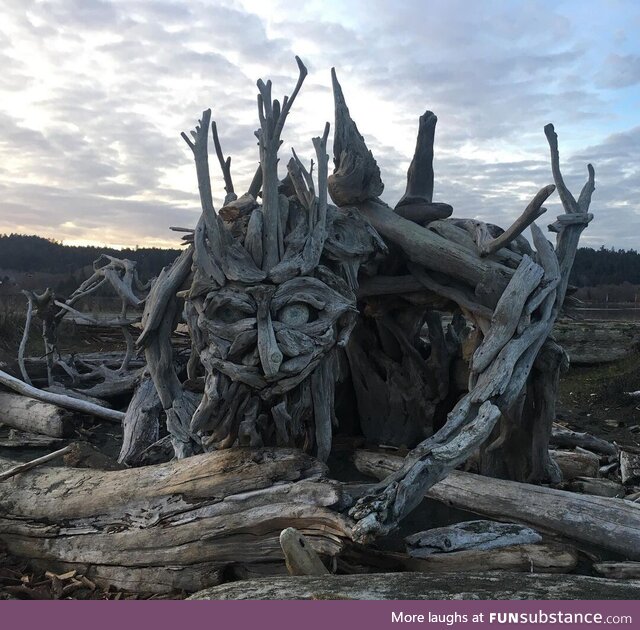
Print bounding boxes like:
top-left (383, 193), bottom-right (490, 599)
top-left (2, 58), bottom-right (640, 600)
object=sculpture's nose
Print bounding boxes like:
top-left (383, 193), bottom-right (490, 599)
top-left (247, 286), bottom-right (283, 379)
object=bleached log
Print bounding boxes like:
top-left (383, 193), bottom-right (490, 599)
top-left (479, 185), bottom-right (554, 257)
top-left (471, 255), bottom-right (544, 373)
top-left (188, 572), bottom-right (640, 600)
top-left (17, 291), bottom-right (34, 385)
top-left (0, 369), bottom-right (124, 424)
top-left (405, 521), bottom-right (541, 556)
top-left (343, 542), bottom-right (576, 575)
top-left (357, 199), bottom-right (513, 300)
top-left (551, 423), bottom-right (617, 456)
top-left (354, 450), bottom-right (640, 559)
top-left (0, 448), bottom-right (351, 594)
top-left (44, 385), bottom-right (112, 409)
top-left (0, 391), bottom-right (74, 438)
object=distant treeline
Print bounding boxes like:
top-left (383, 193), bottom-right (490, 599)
top-left (2, 234), bottom-right (640, 289)
top-left (571, 247), bottom-right (640, 287)
top-left (0, 234), bottom-right (180, 280)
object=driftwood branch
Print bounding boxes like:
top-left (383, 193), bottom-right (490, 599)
top-left (211, 119), bottom-right (235, 205)
top-left (0, 445), bottom-right (73, 482)
top-left (480, 185), bottom-right (555, 257)
top-left (0, 368), bottom-right (124, 423)
top-left (256, 57), bottom-right (308, 272)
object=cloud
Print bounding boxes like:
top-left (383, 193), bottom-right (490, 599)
top-left (596, 53), bottom-right (640, 88)
top-left (0, 0), bottom-right (638, 250)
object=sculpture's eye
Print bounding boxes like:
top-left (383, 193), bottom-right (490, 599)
top-left (215, 304), bottom-right (245, 323)
top-left (279, 302), bottom-right (317, 326)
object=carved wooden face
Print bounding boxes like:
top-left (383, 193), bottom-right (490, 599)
top-left (186, 197), bottom-right (384, 459)
top-left (198, 272), bottom-right (355, 387)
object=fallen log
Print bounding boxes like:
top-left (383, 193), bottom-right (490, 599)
top-left (0, 430), bottom-right (63, 449)
top-left (354, 450), bottom-right (640, 559)
top-left (405, 520), bottom-right (541, 556)
top-left (564, 477), bottom-right (625, 498)
top-left (188, 572), bottom-right (640, 600)
top-left (0, 447), bottom-right (352, 594)
top-left (550, 448), bottom-right (600, 480)
top-left (0, 391), bottom-right (74, 438)
top-left (551, 423), bottom-right (617, 456)
top-left (0, 368), bottom-right (124, 424)
top-left (343, 542), bottom-right (576, 575)
top-left (594, 562), bottom-right (640, 580)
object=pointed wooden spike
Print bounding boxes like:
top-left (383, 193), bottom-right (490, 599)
top-left (327, 68), bottom-right (384, 206)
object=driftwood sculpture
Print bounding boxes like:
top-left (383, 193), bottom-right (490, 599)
top-left (138, 59), bottom-right (594, 537)
top-left (135, 58), bottom-right (595, 542)
top-left (2, 60), bottom-right (601, 593)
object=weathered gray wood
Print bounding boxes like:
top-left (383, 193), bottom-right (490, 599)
top-left (354, 450), bottom-right (640, 559)
top-left (357, 199), bottom-right (513, 299)
top-left (327, 68), bottom-right (383, 207)
top-left (0, 448), bottom-right (351, 594)
top-left (550, 448), bottom-right (600, 480)
top-left (565, 477), bottom-right (625, 498)
top-left (594, 562), bottom-right (640, 580)
top-left (0, 369), bottom-right (124, 424)
top-left (544, 123), bottom-right (595, 309)
top-left (394, 111), bottom-right (453, 225)
top-left (0, 391), bottom-right (74, 437)
top-left (621, 450), bottom-right (640, 485)
top-left (0, 445), bottom-right (73, 482)
top-left (17, 291), bottom-right (34, 385)
top-left (479, 185), bottom-right (554, 257)
top-left (405, 521), bottom-right (541, 556)
top-left (0, 430), bottom-right (63, 448)
top-left (280, 527), bottom-right (329, 576)
top-left (342, 542), bottom-right (577, 575)
top-left (44, 385), bottom-right (112, 409)
top-left (551, 423), bottom-right (617, 456)
top-left (471, 255), bottom-right (544, 373)
top-left (188, 572), bottom-right (640, 600)
top-left (256, 57), bottom-right (308, 272)
top-left (118, 375), bottom-right (162, 466)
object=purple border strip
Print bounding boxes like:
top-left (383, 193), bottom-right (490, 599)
top-left (2, 600), bottom-right (639, 630)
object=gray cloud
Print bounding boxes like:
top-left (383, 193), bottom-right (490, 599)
top-left (596, 53), bottom-right (640, 88)
top-left (0, 0), bottom-right (638, 250)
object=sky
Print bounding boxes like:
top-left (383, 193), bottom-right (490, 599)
top-left (0, 0), bottom-right (639, 250)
